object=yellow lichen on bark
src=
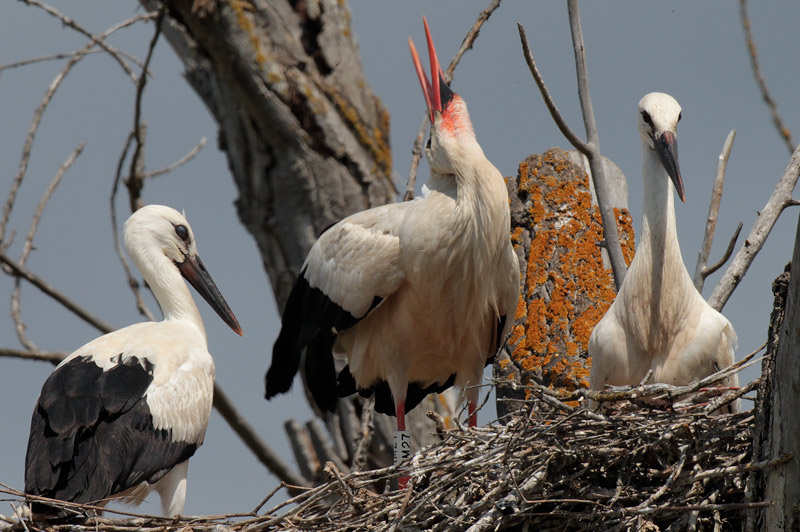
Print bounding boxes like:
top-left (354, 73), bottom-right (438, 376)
top-left (506, 150), bottom-right (635, 392)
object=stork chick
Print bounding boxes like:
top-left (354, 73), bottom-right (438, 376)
top-left (25, 205), bottom-right (242, 518)
top-left (266, 17), bottom-right (518, 446)
top-left (588, 92), bottom-right (738, 412)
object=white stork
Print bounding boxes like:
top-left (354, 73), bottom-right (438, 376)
top-left (265, 17), bottom-right (519, 441)
top-left (588, 92), bottom-right (738, 411)
top-left (24, 205), bottom-right (242, 517)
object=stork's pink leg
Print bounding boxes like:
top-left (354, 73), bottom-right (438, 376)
top-left (394, 399), bottom-right (411, 490)
top-left (468, 401), bottom-right (477, 428)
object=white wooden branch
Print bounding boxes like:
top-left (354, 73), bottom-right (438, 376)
top-left (708, 143), bottom-right (800, 310)
top-left (694, 130), bottom-right (736, 291)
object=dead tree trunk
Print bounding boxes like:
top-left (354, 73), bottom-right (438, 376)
top-left (149, 0), bottom-right (394, 308)
top-left (755, 212), bottom-right (800, 530)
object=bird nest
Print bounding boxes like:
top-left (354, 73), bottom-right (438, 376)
top-left (0, 353), bottom-right (777, 532)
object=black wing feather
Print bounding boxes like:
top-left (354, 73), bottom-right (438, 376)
top-left (266, 267), bottom-right (381, 412)
top-left (25, 355), bottom-right (198, 514)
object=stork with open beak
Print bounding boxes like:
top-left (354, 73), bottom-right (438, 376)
top-left (24, 205), bottom-right (242, 518)
top-left (588, 93), bottom-right (738, 412)
top-left (265, 17), bottom-right (519, 463)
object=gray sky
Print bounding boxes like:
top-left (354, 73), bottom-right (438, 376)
top-left (0, 0), bottom-right (797, 517)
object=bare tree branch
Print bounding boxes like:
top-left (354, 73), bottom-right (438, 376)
top-left (708, 143), bottom-right (800, 310)
top-left (11, 143), bottom-right (84, 351)
top-left (694, 130), bottom-right (736, 291)
top-left (703, 223), bottom-right (743, 281)
top-left (0, 348), bottom-right (64, 364)
top-left (0, 49), bottom-right (104, 73)
top-left (0, 250), bottom-right (115, 334)
top-left (212, 385), bottom-right (310, 494)
top-left (0, 13), bottom-right (154, 248)
top-left (143, 137), bottom-right (207, 179)
top-left (517, 3), bottom-right (627, 290)
top-left (740, 0), bottom-right (795, 153)
top-left (404, 0), bottom-right (502, 201)
top-left (126, 6), bottom-right (166, 214)
top-left (517, 24), bottom-right (591, 155)
top-left (110, 132), bottom-right (156, 322)
top-left (17, 0), bottom-right (147, 82)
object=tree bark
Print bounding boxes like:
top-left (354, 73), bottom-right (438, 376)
top-left (150, 0), bottom-right (394, 309)
top-left (759, 212), bottom-right (800, 530)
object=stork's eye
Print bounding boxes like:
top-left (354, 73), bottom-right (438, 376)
top-left (641, 111), bottom-right (653, 126)
top-left (426, 137), bottom-right (431, 149)
top-left (174, 224), bottom-right (190, 242)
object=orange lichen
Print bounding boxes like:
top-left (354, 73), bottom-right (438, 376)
top-left (506, 150), bottom-right (635, 393)
top-left (228, 0), bottom-right (267, 67)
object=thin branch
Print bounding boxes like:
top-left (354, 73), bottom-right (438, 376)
top-left (708, 143), bottom-right (800, 310)
top-left (404, 0), bottom-right (502, 201)
top-left (0, 49), bottom-right (104, 73)
top-left (740, 0), bottom-right (795, 153)
top-left (0, 347), bottom-right (64, 364)
top-left (143, 137), bottom-right (207, 179)
top-left (0, 13), bottom-right (155, 248)
top-left (517, 23), bottom-right (591, 155)
top-left (11, 143), bottom-right (84, 350)
top-left (694, 130), bottom-right (736, 291)
top-left (703, 222), bottom-right (743, 280)
top-left (0, 251), bottom-right (115, 334)
top-left (17, 0), bottom-right (148, 82)
top-left (212, 385), bottom-right (310, 495)
top-left (126, 6), bottom-right (165, 213)
top-left (110, 133), bottom-right (155, 321)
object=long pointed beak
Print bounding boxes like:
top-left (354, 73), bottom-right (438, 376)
top-left (409, 16), bottom-right (454, 123)
top-left (654, 131), bottom-right (686, 203)
top-left (177, 255), bottom-right (243, 336)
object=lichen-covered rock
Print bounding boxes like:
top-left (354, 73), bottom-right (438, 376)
top-left (495, 148), bottom-right (635, 420)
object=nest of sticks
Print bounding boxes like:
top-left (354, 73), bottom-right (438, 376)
top-left (1, 350), bottom-right (779, 532)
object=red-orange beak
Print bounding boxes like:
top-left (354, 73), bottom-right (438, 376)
top-left (409, 16), bottom-right (454, 123)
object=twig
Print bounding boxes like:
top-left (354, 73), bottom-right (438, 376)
top-left (11, 143), bottom-right (84, 350)
top-left (125, 6), bottom-right (166, 214)
top-left (404, 0), bottom-right (502, 201)
top-left (143, 137), bottom-right (207, 179)
top-left (702, 222), bottom-right (743, 281)
top-left (694, 130), bottom-right (736, 291)
top-left (0, 348), bottom-right (64, 364)
top-left (708, 143), bottom-right (800, 310)
top-left (636, 445), bottom-right (688, 510)
top-left (517, 24), bottom-right (590, 155)
top-left (740, 0), bottom-right (795, 153)
top-left (17, 0), bottom-right (150, 82)
top-left (0, 13), bottom-right (154, 249)
top-left (110, 132), bottom-right (155, 321)
top-left (0, 49), bottom-right (104, 72)
top-left (0, 250), bottom-right (115, 334)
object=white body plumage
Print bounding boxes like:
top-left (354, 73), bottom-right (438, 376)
top-left (25, 205), bottom-right (241, 517)
top-left (589, 93), bottom-right (738, 409)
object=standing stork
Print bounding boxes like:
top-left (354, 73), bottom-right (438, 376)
top-left (588, 92), bottom-right (738, 411)
top-left (24, 205), bottom-right (242, 517)
top-left (266, 17), bottom-right (519, 442)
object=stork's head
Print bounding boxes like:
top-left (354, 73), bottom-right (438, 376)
top-left (638, 92), bottom-right (685, 202)
top-left (124, 205), bottom-right (242, 335)
top-left (410, 17), bottom-right (477, 175)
